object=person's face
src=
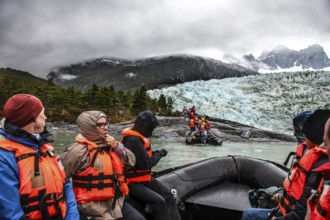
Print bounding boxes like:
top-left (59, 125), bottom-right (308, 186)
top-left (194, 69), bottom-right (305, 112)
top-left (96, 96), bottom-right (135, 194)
top-left (324, 120), bottom-right (330, 160)
top-left (34, 108), bottom-right (47, 134)
top-left (96, 117), bottom-right (109, 138)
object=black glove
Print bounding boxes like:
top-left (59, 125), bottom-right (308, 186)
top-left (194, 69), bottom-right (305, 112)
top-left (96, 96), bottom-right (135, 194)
top-left (159, 149), bottom-right (168, 157)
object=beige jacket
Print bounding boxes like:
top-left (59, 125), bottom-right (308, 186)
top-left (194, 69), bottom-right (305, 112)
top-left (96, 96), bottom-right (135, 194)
top-left (60, 111), bottom-right (135, 220)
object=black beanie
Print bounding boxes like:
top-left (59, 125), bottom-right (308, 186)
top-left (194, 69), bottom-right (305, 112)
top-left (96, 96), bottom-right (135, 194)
top-left (302, 109), bottom-right (330, 145)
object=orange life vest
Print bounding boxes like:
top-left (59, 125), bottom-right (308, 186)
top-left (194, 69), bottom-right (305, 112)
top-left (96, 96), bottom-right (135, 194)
top-left (200, 123), bottom-right (206, 131)
top-left (121, 127), bottom-right (152, 183)
top-left (206, 121), bottom-right (211, 130)
top-left (306, 163), bottom-right (330, 220)
top-left (0, 140), bottom-right (67, 220)
top-left (194, 115), bottom-right (199, 124)
top-left (189, 119), bottom-right (195, 128)
top-left (72, 135), bottom-right (128, 204)
top-left (279, 146), bottom-right (328, 215)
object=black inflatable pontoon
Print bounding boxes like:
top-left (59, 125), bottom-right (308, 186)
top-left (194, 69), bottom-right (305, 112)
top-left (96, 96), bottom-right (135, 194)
top-left (185, 130), bottom-right (223, 146)
top-left (130, 155), bottom-right (288, 220)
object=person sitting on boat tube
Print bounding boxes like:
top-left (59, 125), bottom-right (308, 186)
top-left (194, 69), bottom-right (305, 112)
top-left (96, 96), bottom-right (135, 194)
top-left (60, 111), bottom-right (145, 220)
top-left (242, 109), bottom-right (330, 220)
top-left (0, 94), bottom-right (79, 219)
top-left (121, 110), bottom-right (181, 220)
top-left (305, 118), bottom-right (330, 220)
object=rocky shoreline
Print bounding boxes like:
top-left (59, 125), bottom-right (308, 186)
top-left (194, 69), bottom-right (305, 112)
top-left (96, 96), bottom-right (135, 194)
top-left (48, 116), bottom-right (295, 143)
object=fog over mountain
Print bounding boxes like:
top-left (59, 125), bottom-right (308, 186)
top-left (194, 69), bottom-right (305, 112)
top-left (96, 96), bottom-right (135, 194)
top-left (1, 1), bottom-right (330, 77)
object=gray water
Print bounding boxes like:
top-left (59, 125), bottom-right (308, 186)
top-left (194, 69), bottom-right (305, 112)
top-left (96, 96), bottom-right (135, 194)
top-left (51, 130), bottom-right (296, 171)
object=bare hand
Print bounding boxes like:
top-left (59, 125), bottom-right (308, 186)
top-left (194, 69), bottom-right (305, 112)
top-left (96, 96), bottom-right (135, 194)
top-left (271, 193), bottom-right (282, 203)
top-left (105, 135), bottom-right (118, 149)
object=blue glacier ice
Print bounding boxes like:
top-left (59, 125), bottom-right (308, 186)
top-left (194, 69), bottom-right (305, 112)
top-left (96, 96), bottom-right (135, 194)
top-left (148, 71), bottom-right (330, 134)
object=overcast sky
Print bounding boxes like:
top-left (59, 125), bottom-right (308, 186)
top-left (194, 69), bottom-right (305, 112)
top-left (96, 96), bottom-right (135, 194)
top-left (1, 0), bottom-right (330, 78)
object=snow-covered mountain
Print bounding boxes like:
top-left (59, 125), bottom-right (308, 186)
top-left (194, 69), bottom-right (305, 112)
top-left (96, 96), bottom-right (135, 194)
top-left (148, 70), bottom-right (330, 134)
top-left (223, 44), bottom-right (330, 73)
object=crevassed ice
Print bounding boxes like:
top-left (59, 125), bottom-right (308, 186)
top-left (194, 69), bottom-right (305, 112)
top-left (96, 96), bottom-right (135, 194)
top-left (148, 71), bottom-right (330, 133)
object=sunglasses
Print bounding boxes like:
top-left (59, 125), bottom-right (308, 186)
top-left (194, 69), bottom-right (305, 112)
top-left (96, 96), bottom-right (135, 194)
top-left (95, 122), bottom-right (110, 129)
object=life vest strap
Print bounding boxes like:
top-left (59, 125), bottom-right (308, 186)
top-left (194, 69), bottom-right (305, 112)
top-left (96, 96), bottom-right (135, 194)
top-left (283, 152), bottom-right (296, 166)
top-left (15, 152), bottom-right (37, 161)
top-left (296, 163), bottom-right (309, 175)
top-left (316, 203), bottom-right (327, 218)
top-left (21, 189), bottom-right (65, 219)
top-left (16, 151), bottom-right (48, 176)
top-left (280, 198), bottom-right (292, 214)
top-left (283, 190), bottom-right (297, 207)
top-left (72, 181), bottom-right (116, 191)
top-left (73, 173), bottom-right (123, 181)
top-left (124, 170), bottom-right (151, 178)
top-left (90, 146), bottom-right (110, 167)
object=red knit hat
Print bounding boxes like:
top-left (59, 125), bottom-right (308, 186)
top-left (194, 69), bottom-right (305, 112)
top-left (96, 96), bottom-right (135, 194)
top-left (3, 94), bottom-right (44, 128)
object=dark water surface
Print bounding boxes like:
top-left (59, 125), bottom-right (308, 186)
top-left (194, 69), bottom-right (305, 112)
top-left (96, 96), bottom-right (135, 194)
top-left (51, 129), bottom-right (295, 171)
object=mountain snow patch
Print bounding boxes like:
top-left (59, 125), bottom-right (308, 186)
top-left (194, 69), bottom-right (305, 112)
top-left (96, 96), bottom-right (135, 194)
top-left (59, 74), bottom-right (77, 80)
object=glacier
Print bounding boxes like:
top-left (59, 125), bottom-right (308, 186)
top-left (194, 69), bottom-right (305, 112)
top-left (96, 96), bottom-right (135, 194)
top-left (148, 71), bottom-right (330, 134)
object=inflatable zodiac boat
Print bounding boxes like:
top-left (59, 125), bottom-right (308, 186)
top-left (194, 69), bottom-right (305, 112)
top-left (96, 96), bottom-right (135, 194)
top-left (185, 130), bottom-right (223, 146)
top-left (129, 155), bottom-right (288, 220)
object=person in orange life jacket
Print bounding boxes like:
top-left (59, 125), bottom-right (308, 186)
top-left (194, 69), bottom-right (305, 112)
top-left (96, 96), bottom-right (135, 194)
top-left (305, 118), bottom-right (330, 220)
top-left (242, 109), bottom-right (330, 220)
top-left (193, 114), bottom-right (199, 129)
top-left (199, 122), bottom-right (207, 144)
top-left (121, 110), bottom-right (181, 220)
top-left (205, 120), bottom-right (211, 131)
top-left (0, 94), bottom-right (79, 220)
top-left (60, 111), bottom-right (145, 220)
top-left (189, 119), bottom-right (195, 133)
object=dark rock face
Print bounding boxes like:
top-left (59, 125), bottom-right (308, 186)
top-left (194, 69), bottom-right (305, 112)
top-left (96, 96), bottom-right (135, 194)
top-left (296, 44), bottom-right (330, 69)
top-left (47, 54), bottom-right (257, 91)
top-left (260, 46), bottom-right (298, 69)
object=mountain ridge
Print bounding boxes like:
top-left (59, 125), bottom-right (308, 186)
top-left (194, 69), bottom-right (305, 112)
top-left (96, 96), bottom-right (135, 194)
top-left (238, 44), bottom-right (330, 72)
top-left (48, 54), bottom-right (257, 91)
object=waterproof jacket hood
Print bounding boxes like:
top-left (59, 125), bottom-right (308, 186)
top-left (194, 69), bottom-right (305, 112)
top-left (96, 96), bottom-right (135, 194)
top-left (77, 111), bottom-right (106, 144)
top-left (133, 110), bottom-right (160, 138)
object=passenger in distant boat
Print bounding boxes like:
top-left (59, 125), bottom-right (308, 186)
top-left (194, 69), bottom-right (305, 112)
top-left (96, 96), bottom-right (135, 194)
top-left (205, 118), bottom-right (211, 131)
top-left (189, 110), bottom-right (194, 118)
top-left (182, 105), bottom-right (188, 117)
top-left (0, 94), bottom-right (79, 220)
top-left (191, 105), bottom-right (196, 115)
top-left (242, 109), bottom-right (330, 220)
top-left (189, 118), bottom-right (196, 133)
top-left (199, 122), bottom-right (207, 144)
top-left (60, 111), bottom-right (144, 220)
top-left (305, 118), bottom-right (330, 220)
top-left (193, 114), bottom-right (199, 129)
top-left (121, 110), bottom-right (181, 220)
